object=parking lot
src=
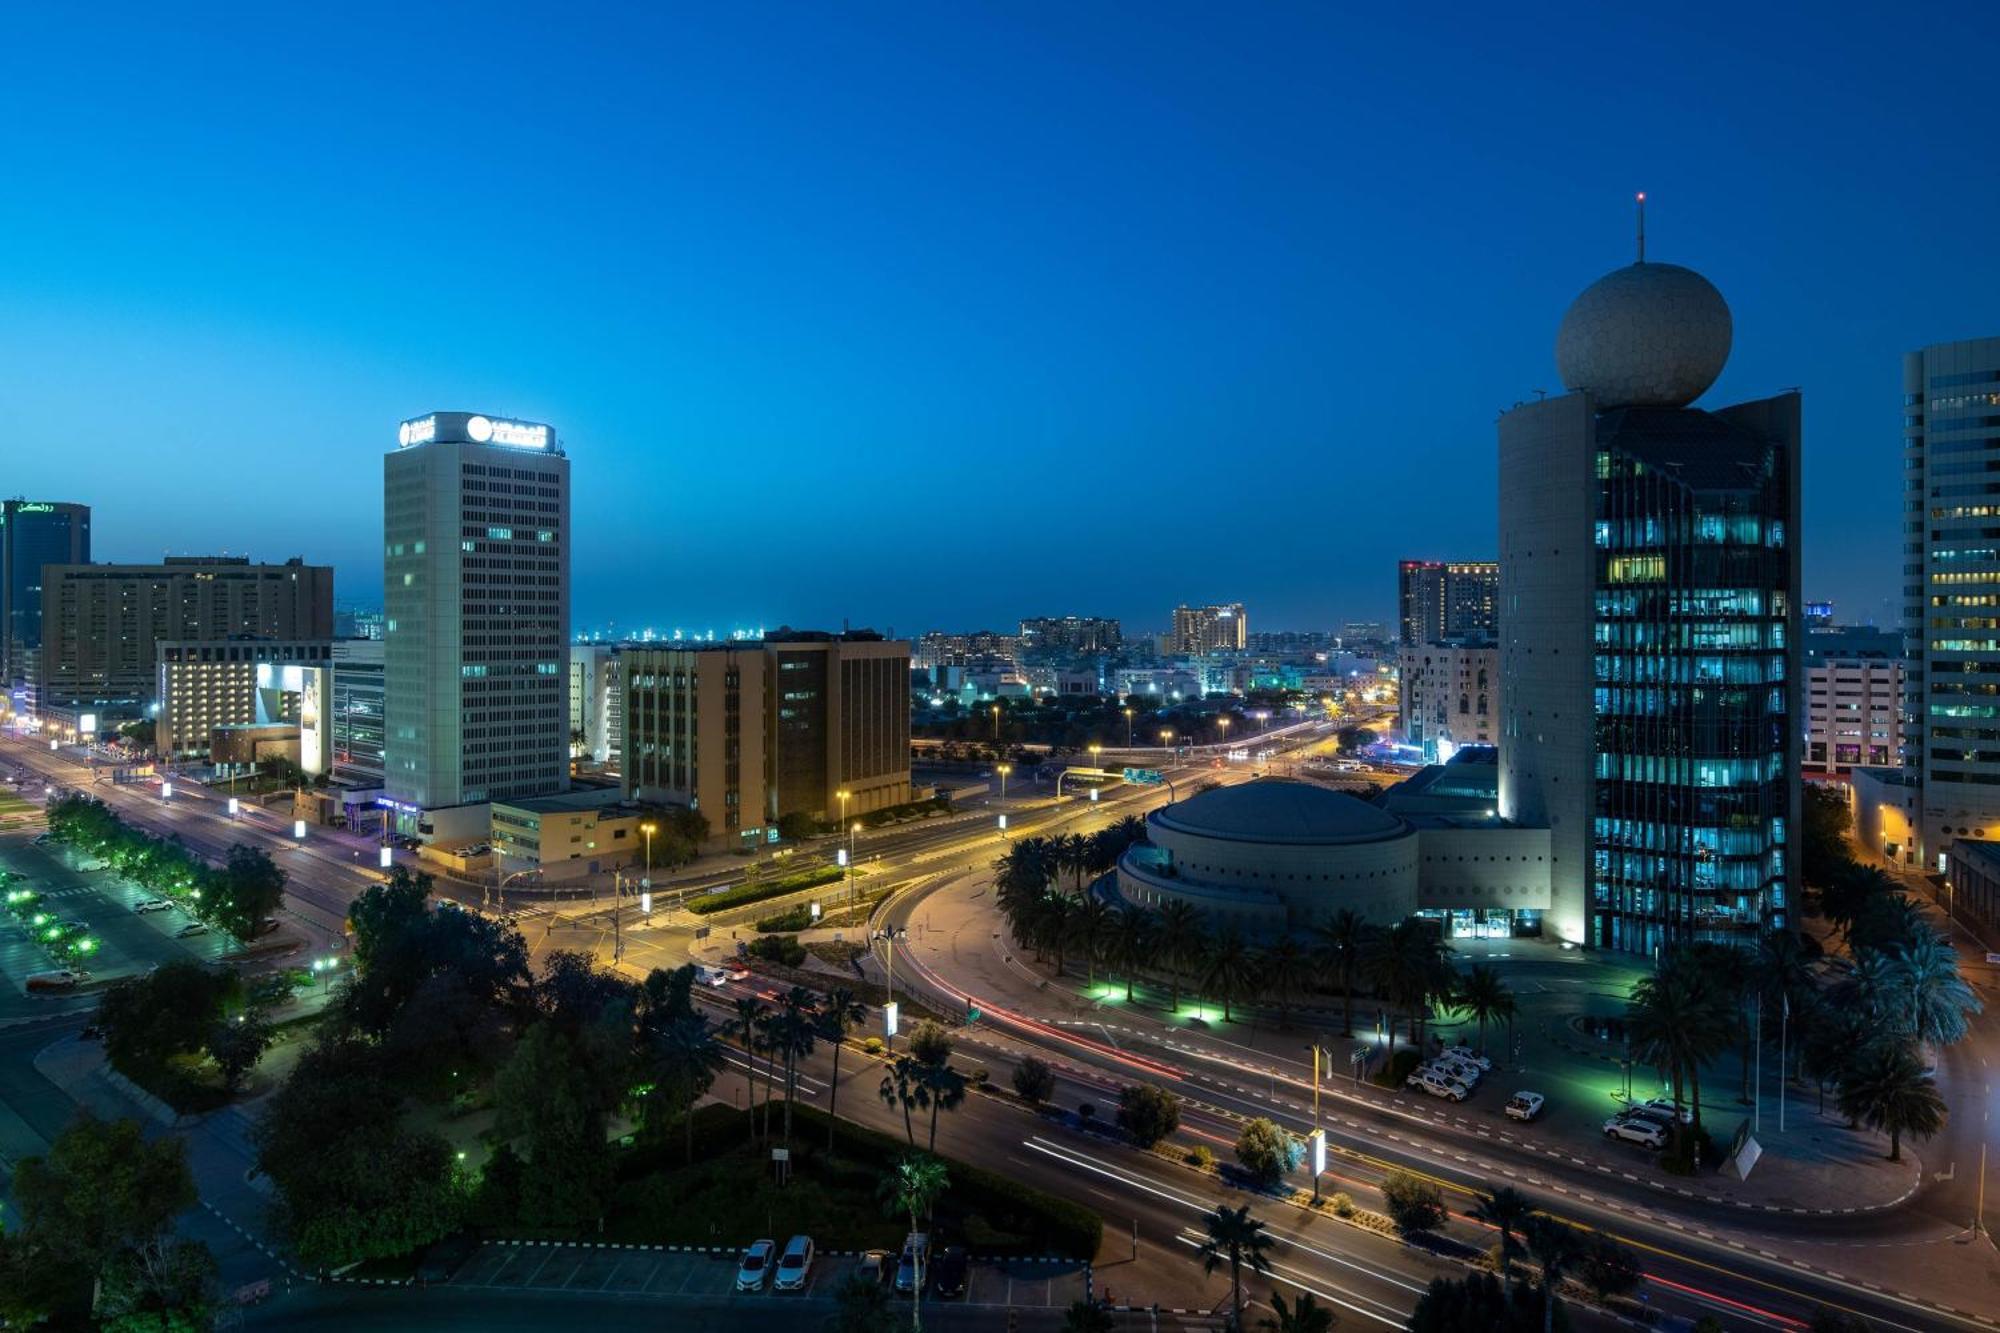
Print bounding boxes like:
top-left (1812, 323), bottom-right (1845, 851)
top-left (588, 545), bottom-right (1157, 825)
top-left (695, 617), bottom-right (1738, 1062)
top-left (445, 1242), bottom-right (1090, 1310)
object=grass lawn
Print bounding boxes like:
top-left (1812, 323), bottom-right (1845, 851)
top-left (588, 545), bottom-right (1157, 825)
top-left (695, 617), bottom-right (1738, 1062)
top-left (602, 1105), bottom-right (1099, 1257)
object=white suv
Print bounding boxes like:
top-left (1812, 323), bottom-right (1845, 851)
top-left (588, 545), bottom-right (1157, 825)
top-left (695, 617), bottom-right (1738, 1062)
top-left (1428, 1055), bottom-right (1482, 1086)
top-left (1602, 1116), bottom-right (1669, 1149)
top-left (1406, 1068), bottom-right (1470, 1102)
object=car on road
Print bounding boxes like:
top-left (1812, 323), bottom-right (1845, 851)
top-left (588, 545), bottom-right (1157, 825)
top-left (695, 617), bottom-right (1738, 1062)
top-left (893, 1233), bottom-right (929, 1294)
top-left (774, 1234), bottom-right (814, 1291)
top-left (1442, 1046), bottom-right (1493, 1071)
top-left (134, 898), bottom-right (175, 914)
top-left (1504, 1091), bottom-right (1545, 1122)
top-left (930, 1245), bottom-right (968, 1299)
top-left (1602, 1116), bottom-right (1669, 1149)
top-left (735, 1239), bottom-right (775, 1292)
top-left (697, 965), bottom-right (730, 986)
top-left (26, 969), bottom-right (87, 991)
top-left (175, 922), bottom-right (210, 938)
top-left (858, 1249), bottom-right (895, 1289)
top-left (1406, 1068), bottom-right (1470, 1102)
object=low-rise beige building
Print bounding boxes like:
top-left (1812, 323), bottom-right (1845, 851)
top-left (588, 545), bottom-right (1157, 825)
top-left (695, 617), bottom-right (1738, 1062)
top-left (491, 788), bottom-right (644, 869)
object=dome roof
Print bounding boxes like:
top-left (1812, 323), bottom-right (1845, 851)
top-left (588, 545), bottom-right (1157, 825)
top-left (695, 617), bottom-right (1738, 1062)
top-left (1152, 779), bottom-right (1407, 846)
top-left (1555, 262), bottom-right (1732, 409)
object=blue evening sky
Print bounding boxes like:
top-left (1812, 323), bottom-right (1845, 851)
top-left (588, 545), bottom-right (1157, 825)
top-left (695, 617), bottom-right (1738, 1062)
top-left (2, 3), bottom-right (1995, 637)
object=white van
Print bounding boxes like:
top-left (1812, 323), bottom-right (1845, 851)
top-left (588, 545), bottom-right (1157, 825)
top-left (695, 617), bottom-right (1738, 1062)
top-left (697, 964), bottom-right (730, 987)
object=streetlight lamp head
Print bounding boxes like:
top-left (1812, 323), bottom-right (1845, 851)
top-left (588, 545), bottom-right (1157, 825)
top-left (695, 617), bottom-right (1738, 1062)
top-left (641, 822), bottom-right (657, 834)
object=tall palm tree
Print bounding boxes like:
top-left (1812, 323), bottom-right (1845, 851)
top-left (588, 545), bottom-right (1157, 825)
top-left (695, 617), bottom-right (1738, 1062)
top-left (728, 995), bottom-right (770, 1140)
top-left (1112, 813), bottom-right (1148, 847)
top-left (1524, 1215), bottom-right (1585, 1333)
top-left (1853, 893), bottom-right (1930, 954)
top-left (1688, 940), bottom-right (1756, 1105)
top-left (917, 1059), bottom-right (969, 1151)
top-left (1454, 964), bottom-right (1516, 1060)
top-left (1196, 1203), bottom-right (1274, 1333)
top-left (1625, 950), bottom-right (1733, 1146)
top-left (653, 1014), bottom-right (726, 1164)
top-left (1756, 928), bottom-right (1817, 1081)
top-left (772, 986), bottom-right (820, 1149)
top-left (878, 1055), bottom-right (927, 1146)
top-left (1154, 899), bottom-right (1205, 1012)
top-left (818, 985), bottom-right (868, 1148)
top-left (1835, 949), bottom-right (1899, 1027)
top-left (1109, 906), bottom-right (1156, 1002)
top-left (1365, 920), bottom-right (1451, 1048)
top-left (1034, 895), bottom-right (1076, 975)
top-left (1259, 936), bottom-right (1311, 1030)
top-left (1836, 1040), bottom-right (1948, 1162)
top-left (1257, 1290), bottom-right (1335, 1333)
top-left (1200, 930), bottom-right (1256, 1023)
top-left (1895, 932), bottom-right (1982, 1049)
top-left (1470, 1185), bottom-right (1535, 1278)
top-left (1055, 833), bottom-right (1093, 894)
top-left (1311, 909), bottom-right (1372, 1037)
top-left (878, 1154), bottom-right (949, 1333)
top-left (1073, 898), bottom-right (1115, 988)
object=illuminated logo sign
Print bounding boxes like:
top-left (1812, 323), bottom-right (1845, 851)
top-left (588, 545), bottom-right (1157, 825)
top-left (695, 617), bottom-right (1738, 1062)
top-left (466, 415), bottom-right (550, 448)
top-left (397, 416), bottom-right (437, 447)
top-left (15, 503), bottom-right (54, 514)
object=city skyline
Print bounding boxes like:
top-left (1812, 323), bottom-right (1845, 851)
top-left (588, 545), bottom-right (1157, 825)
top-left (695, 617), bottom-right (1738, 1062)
top-left (7, 6), bottom-right (1998, 632)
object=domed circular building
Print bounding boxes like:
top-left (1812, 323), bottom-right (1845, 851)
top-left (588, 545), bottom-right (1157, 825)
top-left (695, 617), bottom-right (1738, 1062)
top-left (1115, 773), bottom-right (1554, 939)
top-left (1554, 261), bottom-right (1732, 409)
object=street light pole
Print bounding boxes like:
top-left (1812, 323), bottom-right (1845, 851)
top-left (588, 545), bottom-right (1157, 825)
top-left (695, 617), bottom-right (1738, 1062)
top-left (640, 821), bottom-right (657, 884)
top-left (991, 705), bottom-right (1000, 742)
top-left (996, 763), bottom-right (1010, 806)
top-left (837, 788), bottom-right (850, 832)
top-left (1123, 708), bottom-right (1134, 748)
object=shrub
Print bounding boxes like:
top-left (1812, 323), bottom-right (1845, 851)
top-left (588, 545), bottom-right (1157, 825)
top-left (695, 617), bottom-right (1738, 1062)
top-left (1381, 1170), bottom-right (1447, 1235)
top-left (1012, 1056), bottom-right (1055, 1104)
top-left (1331, 1191), bottom-right (1356, 1218)
top-left (1234, 1117), bottom-right (1291, 1187)
top-left (1077, 1103), bottom-right (1096, 1123)
top-left (746, 934), bottom-right (807, 967)
top-left (752, 904), bottom-right (814, 933)
top-left (862, 1037), bottom-right (885, 1056)
top-left (686, 866), bottom-right (844, 916)
top-left (1579, 1233), bottom-right (1644, 1301)
top-left (1187, 1145), bottom-right (1215, 1170)
top-left (1115, 1084), bottom-right (1181, 1149)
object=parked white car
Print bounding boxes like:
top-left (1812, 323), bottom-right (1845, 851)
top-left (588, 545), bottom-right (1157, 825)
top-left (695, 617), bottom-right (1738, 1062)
top-left (134, 898), bottom-right (175, 914)
top-left (1602, 1116), bottom-right (1669, 1149)
top-left (1406, 1068), bottom-right (1470, 1102)
top-left (1443, 1046), bottom-right (1493, 1071)
top-left (735, 1239), bottom-right (775, 1291)
top-left (1632, 1096), bottom-right (1693, 1124)
top-left (1428, 1055), bottom-right (1483, 1086)
top-left (774, 1234), bottom-right (814, 1291)
top-left (1504, 1091), bottom-right (1545, 1122)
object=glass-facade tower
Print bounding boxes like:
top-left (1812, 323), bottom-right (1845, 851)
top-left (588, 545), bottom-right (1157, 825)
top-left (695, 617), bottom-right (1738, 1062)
top-left (0, 499), bottom-right (90, 696)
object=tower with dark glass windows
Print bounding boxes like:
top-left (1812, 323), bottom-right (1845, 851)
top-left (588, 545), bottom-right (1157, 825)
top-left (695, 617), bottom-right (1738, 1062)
top-left (1497, 231), bottom-right (1800, 953)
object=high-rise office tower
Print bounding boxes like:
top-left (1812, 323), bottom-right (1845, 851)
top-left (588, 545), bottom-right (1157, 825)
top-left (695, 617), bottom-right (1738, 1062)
top-left (1, 499), bottom-right (90, 697)
top-left (1901, 336), bottom-right (2000, 867)
top-left (383, 412), bottom-right (569, 837)
top-left (1170, 603), bottom-right (1247, 654)
top-left (1397, 560), bottom-right (1499, 645)
top-left (1498, 235), bottom-right (1800, 952)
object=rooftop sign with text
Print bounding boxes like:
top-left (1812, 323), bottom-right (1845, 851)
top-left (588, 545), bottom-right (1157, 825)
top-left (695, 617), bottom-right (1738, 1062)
top-left (397, 411), bottom-right (556, 452)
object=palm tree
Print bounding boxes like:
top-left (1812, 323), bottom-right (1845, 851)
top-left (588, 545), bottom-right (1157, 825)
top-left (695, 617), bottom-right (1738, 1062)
top-left (1853, 893), bottom-right (1930, 954)
top-left (818, 985), bottom-right (868, 1148)
top-left (1034, 895), bottom-right (1076, 975)
top-left (1364, 920), bottom-right (1445, 1048)
top-left (1895, 932), bottom-right (1982, 1049)
top-left (1835, 948), bottom-right (1899, 1027)
top-left (771, 986), bottom-right (819, 1149)
top-left (1055, 832), bottom-right (1093, 894)
top-left (916, 1059), bottom-right (969, 1151)
top-left (1836, 1040), bottom-right (1947, 1161)
top-left (1625, 950), bottom-right (1733, 1146)
top-left (1259, 936), bottom-right (1311, 1030)
top-left (1454, 964), bottom-right (1516, 1061)
top-left (878, 1153), bottom-right (949, 1333)
top-left (1756, 928), bottom-right (1817, 1081)
top-left (1073, 898), bottom-right (1115, 988)
top-left (1688, 940), bottom-right (1756, 1105)
top-left (1258, 1290), bottom-right (1336, 1332)
top-left (1311, 909), bottom-right (1373, 1036)
top-left (1109, 906), bottom-right (1156, 1002)
top-left (653, 1014), bottom-right (726, 1163)
top-left (1470, 1185), bottom-right (1535, 1278)
top-left (1154, 900), bottom-right (1205, 1012)
top-left (1200, 930), bottom-right (1256, 1023)
top-left (879, 1055), bottom-right (926, 1146)
top-left (1111, 813), bottom-right (1148, 847)
top-left (728, 995), bottom-right (770, 1140)
top-left (1524, 1216), bottom-right (1585, 1333)
top-left (1196, 1203), bottom-right (1274, 1333)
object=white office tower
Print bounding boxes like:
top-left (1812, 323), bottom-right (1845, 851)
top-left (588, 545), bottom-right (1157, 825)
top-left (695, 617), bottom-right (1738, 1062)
top-left (383, 412), bottom-right (570, 840)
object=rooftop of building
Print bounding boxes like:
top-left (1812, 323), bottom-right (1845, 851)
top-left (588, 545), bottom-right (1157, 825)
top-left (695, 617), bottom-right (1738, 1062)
top-left (492, 787), bottom-right (635, 815)
top-left (1152, 778), bottom-right (1407, 845)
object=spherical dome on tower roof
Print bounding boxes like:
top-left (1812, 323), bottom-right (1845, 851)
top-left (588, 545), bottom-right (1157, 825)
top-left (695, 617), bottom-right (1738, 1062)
top-left (1555, 261), bottom-right (1732, 409)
